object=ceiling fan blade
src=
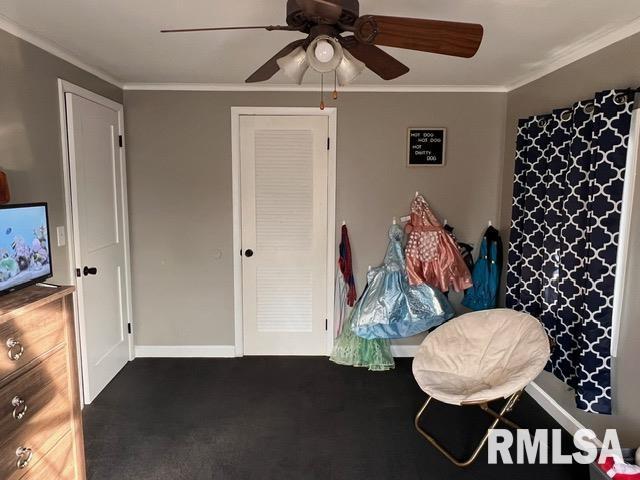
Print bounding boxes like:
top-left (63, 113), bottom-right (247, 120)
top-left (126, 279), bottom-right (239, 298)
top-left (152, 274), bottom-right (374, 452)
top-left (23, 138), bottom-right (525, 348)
top-left (339, 36), bottom-right (409, 80)
top-left (354, 15), bottom-right (483, 58)
top-left (245, 39), bottom-right (306, 83)
top-left (295, 0), bottom-right (343, 24)
top-left (161, 25), bottom-right (296, 33)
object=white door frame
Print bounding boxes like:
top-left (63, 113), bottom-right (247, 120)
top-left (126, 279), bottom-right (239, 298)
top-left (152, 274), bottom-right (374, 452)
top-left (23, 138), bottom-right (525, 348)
top-left (57, 79), bottom-right (135, 404)
top-left (231, 107), bottom-right (337, 356)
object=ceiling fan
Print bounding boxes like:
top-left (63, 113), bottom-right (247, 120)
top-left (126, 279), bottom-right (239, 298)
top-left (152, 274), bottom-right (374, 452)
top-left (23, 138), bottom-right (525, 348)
top-left (161, 0), bottom-right (483, 86)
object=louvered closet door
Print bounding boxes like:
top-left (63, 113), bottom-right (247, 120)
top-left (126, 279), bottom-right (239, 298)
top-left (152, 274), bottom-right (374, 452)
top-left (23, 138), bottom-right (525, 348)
top-left (240, 115), bottom-right (329, 355)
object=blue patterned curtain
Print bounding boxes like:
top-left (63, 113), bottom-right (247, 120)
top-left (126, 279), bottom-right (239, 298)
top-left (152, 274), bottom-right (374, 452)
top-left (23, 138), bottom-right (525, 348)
top-left (506, 89), bottom-right (636, 414)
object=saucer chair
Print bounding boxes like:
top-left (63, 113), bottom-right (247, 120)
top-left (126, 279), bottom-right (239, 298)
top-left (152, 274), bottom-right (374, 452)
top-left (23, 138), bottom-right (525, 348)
top-left (412, 308), bottom-right (550, 467)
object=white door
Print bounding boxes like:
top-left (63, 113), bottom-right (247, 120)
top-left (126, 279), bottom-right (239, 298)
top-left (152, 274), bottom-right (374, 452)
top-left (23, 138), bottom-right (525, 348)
top-left (240, 115), bottom-right (329, 355)
top-left (65, 92), bottom-right (132, 403)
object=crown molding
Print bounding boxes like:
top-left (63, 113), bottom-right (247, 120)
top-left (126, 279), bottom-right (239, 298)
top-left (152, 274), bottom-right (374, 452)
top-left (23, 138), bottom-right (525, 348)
top-left (505, 15), bottom-right (640, 91)
top-left (122, 82), bottom-right (508, 93)
top-left (0, 13), bottom-right (123, 88)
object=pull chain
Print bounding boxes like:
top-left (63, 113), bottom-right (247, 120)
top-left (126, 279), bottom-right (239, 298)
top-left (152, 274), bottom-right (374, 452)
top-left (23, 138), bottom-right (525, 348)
top-left (332, 71), bottom-right (338, 100)
top-left (320, 73), bottom-right (325, 110)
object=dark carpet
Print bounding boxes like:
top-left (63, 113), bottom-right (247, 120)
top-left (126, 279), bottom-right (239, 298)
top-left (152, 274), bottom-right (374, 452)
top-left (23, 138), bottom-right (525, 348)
top-left (83, 357), bottom-right (589, 480)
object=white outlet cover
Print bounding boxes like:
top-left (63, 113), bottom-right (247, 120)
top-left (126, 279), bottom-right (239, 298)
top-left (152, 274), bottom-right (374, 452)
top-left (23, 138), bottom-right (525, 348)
top-left (56, 226), bottom-right (66, 247)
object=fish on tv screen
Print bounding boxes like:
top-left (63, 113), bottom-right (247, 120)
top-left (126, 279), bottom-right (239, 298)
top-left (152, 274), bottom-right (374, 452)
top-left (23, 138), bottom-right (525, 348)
top-left (0, 203), bottom-right (53, 295)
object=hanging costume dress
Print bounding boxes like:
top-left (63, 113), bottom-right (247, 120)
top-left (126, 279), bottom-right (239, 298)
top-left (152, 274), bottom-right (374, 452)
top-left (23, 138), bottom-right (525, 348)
top-left (405, 195), bottom-right (473, 292)
top-left (463, 226), bottom-right (503, 310)
top-left (334, 225), bottom-right (357, 337)
top-left (350, 224), bottom-right (455, 340)
top-left (330, 226), bottom-right (394, 371)
top-left (330, 284), bottom-right (395, 371)
top-left (444, 223), bottom-right (475, 276)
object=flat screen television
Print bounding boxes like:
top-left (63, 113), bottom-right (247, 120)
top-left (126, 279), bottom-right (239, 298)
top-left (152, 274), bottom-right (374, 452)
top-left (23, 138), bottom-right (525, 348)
top-left (0, 203), bottom-right (53, 295)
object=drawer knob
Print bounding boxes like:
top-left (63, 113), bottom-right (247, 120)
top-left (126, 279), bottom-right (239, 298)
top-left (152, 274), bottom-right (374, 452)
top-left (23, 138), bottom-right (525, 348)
top-left (6, 338), bottom-right (24, 361)
top-left (11, 396), bottom-right (28, 421)
top-left (15, 446), bottom-right (33, 469)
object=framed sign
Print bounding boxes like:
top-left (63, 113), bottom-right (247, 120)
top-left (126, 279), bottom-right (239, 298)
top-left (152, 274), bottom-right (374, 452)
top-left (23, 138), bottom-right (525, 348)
top-left (407, 128), bottom-right (446, 167)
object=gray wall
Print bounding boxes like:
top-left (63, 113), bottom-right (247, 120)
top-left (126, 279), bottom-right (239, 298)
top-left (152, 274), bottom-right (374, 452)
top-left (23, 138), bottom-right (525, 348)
top-left (0, 29), bottom-right (122, 284)
top-left (124, 90), bottom-right (507, 347)
top-left (499, 32), bottom-right (640, 444)
top-left (4, 16), bottom-right (638, 445)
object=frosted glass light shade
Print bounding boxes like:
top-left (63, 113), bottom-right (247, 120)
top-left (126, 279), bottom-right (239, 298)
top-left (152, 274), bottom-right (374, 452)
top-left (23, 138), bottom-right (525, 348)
top-left (276, 46), bottom-right (309, 84)
top-left (336, 49), bottom-right (366, 86)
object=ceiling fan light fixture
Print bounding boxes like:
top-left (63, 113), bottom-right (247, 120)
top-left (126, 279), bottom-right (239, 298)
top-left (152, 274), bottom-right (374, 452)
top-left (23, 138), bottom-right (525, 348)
top-left (336, 48), bottom-right (366, 86)
top-left (163, 1), bottom-right (484, 88)
top-left (307, 35), bottom-right (343, 73)
top-left (276, 46), bottom-right (309, 84)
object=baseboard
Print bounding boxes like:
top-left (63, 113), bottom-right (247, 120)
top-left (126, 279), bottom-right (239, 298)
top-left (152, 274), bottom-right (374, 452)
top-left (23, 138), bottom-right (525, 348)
top-left (134, 345), bottom-right (236, 358)
top-left (524, 381), bottom-right (601, 445)
top-left (390, 344), bottom-right (419, 357)
top-left (135, 345), bottom-right (420, 358)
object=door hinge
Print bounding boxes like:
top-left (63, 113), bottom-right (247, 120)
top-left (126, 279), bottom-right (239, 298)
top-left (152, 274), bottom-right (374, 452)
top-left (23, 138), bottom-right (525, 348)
top-left (327, 137), bottom-right (330, 150)
top-left (118, 135), bottom-right (123, 148)
top-left (127, 323), bottom-right (132, 334)
top-left (325, 319), bottom-right (328, 331)
top-left (75, 268), bottom-right (81, 278)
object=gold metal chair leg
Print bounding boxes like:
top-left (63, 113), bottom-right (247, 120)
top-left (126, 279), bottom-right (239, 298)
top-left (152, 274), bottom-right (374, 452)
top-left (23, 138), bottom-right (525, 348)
top-left (480, 391), bottom-right (522, 430)
top-left (414, 391), bottom-right (523, 468)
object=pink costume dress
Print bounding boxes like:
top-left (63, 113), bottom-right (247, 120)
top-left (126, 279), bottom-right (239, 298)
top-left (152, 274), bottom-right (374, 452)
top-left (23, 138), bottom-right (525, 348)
top-left (405, 195), bottom-right (473, 292)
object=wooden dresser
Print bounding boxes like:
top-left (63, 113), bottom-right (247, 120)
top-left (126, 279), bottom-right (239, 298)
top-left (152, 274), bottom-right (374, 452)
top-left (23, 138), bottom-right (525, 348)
top-left (0, 285), bottom-right (85, 480)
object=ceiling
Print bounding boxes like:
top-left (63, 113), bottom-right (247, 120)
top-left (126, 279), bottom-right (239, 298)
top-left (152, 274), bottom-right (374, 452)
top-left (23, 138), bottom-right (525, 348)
top-left (1, 0), bottom-right (640, 89)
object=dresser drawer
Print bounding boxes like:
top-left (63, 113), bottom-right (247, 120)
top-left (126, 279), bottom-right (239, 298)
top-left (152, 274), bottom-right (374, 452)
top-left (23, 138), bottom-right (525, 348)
top-left (0, 300), bottom-right (66, 382)
top-left (0, 348), bottom-right (72, 480)
top-left (20, 431), bottom-right (75, 480)
top-left (0, 346), bottom-right (70, 445)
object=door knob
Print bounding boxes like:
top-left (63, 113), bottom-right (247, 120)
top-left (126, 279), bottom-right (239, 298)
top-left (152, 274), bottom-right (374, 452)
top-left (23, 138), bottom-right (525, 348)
top-left (83, 266), bottom-right (98, 276)
top-left (244, 249), bottom-right (254, 258)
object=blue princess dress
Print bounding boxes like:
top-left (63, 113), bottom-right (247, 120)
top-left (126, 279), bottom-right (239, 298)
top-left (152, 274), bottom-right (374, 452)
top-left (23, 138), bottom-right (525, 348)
top-left (351, 224), bottom-right (455, 339)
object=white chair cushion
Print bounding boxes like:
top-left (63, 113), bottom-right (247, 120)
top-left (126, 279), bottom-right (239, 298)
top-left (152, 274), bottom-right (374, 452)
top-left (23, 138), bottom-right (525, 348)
top-left (412, 308), bottom-right (550, 406)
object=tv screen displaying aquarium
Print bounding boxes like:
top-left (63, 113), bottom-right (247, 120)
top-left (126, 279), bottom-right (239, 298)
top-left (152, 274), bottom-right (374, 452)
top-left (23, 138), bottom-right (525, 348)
top-left (0, 203), bottom-right (53, 295)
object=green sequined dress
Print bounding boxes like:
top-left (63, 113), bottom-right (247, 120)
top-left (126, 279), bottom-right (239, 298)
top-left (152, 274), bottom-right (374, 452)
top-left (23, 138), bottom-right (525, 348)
top-left (330, 301), bottom-right (394, 372)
